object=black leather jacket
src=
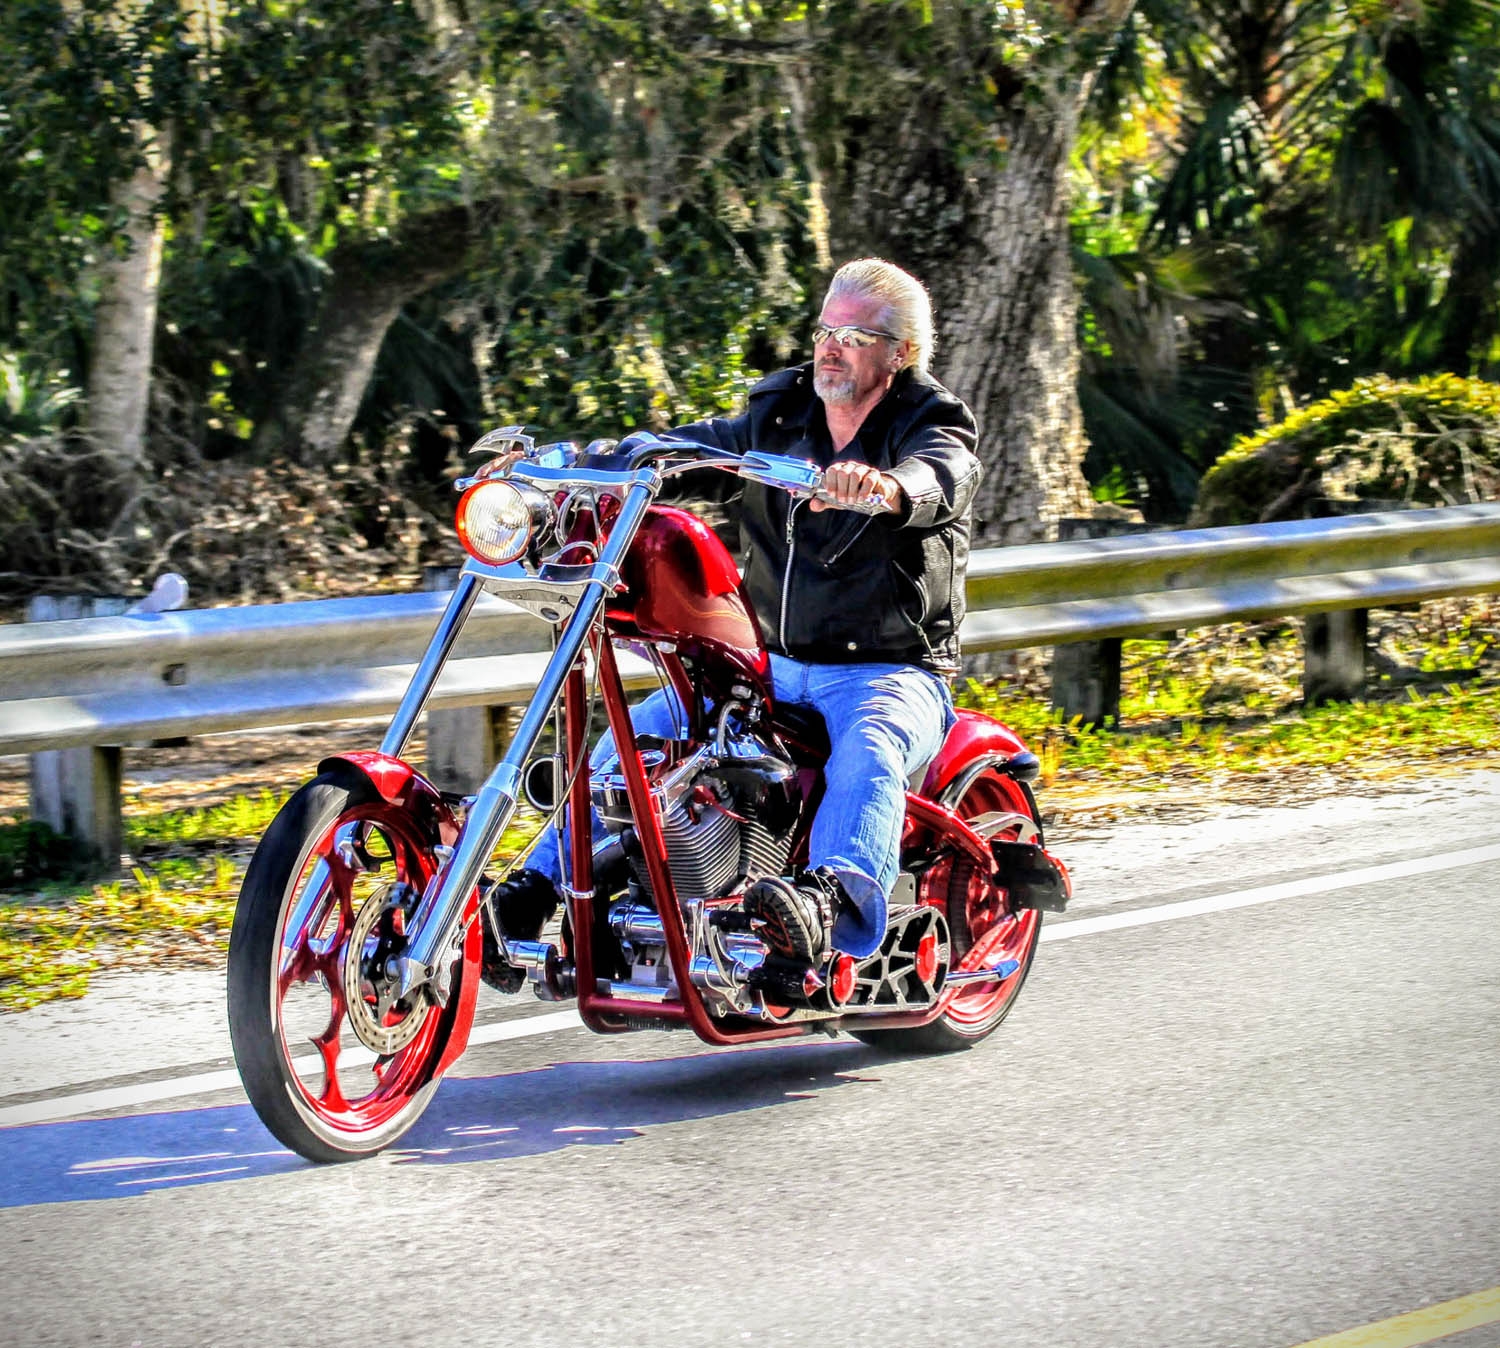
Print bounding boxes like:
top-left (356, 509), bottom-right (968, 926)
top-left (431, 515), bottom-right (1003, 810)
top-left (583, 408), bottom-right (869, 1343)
top-left (668, 363), bottom-right (981, 675)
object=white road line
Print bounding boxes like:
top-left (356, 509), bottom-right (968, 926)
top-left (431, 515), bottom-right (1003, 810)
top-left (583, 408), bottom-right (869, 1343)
top-left (0, 1010), bottom-right (585, 1128)
top-left (1039, 840), bottom-right (1500, 943)
top-left (5, 842), bottom-right (1498, 1129)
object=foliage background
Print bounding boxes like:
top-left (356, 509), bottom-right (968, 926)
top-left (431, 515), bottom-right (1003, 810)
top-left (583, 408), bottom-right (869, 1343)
top-left (3, 0), bottom-right (1500, 607)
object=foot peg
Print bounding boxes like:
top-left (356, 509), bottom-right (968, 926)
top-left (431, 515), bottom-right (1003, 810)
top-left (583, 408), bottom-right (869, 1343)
top-left (747, 955), bottom-right (833, 1005)
top-left (480, 868), bottom-right (562, 993)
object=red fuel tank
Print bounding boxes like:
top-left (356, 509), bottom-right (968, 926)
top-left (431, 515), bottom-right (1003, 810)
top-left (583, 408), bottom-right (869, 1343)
top-left (609, 506), bottom-right (770, 692)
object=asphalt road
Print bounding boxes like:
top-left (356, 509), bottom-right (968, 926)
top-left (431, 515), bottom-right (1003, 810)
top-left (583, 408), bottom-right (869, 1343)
top-left (1, 771), bottom-right (1498, 1348)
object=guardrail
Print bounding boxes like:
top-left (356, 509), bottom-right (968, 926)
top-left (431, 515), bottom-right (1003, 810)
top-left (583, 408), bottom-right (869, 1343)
top-left (5, 500), bottom-right (1500, 860)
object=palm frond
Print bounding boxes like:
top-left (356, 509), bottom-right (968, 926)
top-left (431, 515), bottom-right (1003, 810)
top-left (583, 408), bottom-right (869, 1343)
top-left (1147, 95), bottom-right (1272, 242)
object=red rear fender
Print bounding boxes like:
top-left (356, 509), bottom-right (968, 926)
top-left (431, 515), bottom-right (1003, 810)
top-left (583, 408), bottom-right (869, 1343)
top-left (919, 709), bottom-right (1039, 800)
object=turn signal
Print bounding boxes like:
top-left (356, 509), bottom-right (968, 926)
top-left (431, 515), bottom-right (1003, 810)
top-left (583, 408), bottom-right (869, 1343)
top-left (455, 480), bottom-right (551, 565)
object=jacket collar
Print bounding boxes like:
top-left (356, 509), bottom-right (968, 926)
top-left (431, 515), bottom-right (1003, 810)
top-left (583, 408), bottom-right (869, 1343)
top-left (852, 368), bottom-right (919, 451)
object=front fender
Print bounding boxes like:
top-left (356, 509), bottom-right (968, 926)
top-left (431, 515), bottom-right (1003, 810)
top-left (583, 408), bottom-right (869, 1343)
top-left (317, 751), bottom-right (480, 1073)
top-left (318, 751), bottom-right (462, 848)
top-left (919, 709), bottom-right (1039, 801)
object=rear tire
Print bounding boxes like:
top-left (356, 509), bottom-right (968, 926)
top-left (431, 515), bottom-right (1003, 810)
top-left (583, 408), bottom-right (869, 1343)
top-left (227, 771), bottom-right (470, 1162)
top-left (852, 770), bottom-right (1042, 1053)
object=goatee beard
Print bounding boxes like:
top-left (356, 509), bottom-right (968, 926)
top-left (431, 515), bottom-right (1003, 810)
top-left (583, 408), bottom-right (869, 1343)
top-left (814, 369), bottom-right (856, 405)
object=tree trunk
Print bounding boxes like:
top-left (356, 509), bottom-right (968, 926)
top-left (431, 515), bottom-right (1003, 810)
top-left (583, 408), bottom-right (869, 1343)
top-left (86, 122), bottom-right (172, 469)
top-left (254, 277), bottom-right (414, 464)
top-left (255, 203), bottom-right (481, 463)
top-left (928, 108), bottom-right (1096, 547)
top-left (817, 94), bottom-right (1093, 546)
top-left (786, 0), bottom-right (1139, 546)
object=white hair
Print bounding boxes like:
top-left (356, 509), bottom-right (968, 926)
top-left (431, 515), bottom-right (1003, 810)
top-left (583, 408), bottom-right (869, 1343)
top-left (823, 257), bottom-right (935, 374)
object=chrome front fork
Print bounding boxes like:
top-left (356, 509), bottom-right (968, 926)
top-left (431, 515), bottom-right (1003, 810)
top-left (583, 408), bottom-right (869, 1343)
top-left (380, 574), bottom-right (484, 761)
top-left (394, 481), bottom-right (657, 1002)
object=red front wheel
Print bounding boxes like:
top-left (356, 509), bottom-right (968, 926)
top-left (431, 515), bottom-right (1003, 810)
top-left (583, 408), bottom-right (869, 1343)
top-left (227, 771), bottom-right (476, 1162)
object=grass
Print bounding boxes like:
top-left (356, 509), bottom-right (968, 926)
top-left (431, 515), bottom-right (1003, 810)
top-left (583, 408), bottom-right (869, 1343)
top-left (960, 606), bottom-right (1500, 795)
top-left (123, 789), bottom-right (289, 850)
top-left (4, 602), bottom-right (1498, 1011)
top-left (0, 858), bottom-right (241, 1009)
top-left (963, 673), bottom-right (1500, 786)
top-left (0, 790), bottom-right (547, 1011)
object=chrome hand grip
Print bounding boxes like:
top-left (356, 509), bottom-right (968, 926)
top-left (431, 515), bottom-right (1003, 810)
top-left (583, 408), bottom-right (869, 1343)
top-left (737, 452), bottom-right (898, 514)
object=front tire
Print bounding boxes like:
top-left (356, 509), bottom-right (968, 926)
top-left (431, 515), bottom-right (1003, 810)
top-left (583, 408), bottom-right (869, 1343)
top-left (854, 770), bottom-right (1042, 1053)
top-left (227, 771), bottom-right (470, 1162)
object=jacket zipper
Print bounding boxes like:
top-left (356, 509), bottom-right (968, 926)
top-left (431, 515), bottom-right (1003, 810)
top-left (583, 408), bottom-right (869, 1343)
top-left (778, 498), bottom-right (801, 653)
top-left (893, 559), bottom-right (929, 622)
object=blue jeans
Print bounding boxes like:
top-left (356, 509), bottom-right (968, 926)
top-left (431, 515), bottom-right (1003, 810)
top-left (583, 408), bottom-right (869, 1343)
top-left (523, 654), bottom-right (955, 958)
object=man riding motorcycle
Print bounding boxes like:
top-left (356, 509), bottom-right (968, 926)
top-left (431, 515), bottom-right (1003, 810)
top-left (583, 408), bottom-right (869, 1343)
top-left (485, 257), bottom-right (980, 981)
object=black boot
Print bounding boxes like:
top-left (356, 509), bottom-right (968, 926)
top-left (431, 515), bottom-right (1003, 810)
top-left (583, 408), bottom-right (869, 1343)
top-left (744, 866), bottom-right (845, 964)
top-left (480, 868), bottom-right (560, 993)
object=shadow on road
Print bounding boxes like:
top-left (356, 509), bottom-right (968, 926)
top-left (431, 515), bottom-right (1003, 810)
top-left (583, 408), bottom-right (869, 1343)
top-left (1, 1039), bottom-right (882, 1208)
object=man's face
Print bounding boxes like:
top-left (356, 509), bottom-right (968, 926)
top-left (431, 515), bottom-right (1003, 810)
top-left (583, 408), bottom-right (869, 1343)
top-left (812, 293), bottom-right (902, 408)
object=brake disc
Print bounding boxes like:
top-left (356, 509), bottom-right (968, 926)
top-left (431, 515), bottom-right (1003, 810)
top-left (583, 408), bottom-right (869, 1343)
top-left (341, 886), bottom-right (429, 1056)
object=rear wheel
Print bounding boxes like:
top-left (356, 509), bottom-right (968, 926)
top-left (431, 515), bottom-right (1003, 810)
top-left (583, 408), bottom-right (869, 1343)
top-left (854, 769), bottom-right (1042, 1053)
top-left (227, 771), bottom-right (474, 1162)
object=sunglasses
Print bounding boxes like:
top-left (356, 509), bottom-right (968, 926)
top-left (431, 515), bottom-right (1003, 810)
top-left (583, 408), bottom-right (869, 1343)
top-left (811, 323), bottom-right (899, 348)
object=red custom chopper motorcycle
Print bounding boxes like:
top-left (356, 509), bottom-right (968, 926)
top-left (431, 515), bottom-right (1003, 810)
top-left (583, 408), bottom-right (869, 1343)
top-left (227, 428), bottom-right (1071, 1162)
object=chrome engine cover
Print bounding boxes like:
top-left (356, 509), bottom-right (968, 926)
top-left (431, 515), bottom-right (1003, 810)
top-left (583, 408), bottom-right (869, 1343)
top-left (587, 727), bottom-right (810, 1017)
top-left (593, 741), bottom-right (742, 902)
top-left (640, 796), bottom-right (741, 902)
top-left (592, 734), bottom-right (800, 904)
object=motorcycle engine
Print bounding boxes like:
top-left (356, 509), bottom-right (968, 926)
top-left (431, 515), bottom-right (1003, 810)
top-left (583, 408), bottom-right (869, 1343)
top-left (593, 733), bottom-right (801, 903)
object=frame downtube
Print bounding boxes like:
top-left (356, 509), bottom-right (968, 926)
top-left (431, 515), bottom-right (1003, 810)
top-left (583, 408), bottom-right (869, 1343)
top-left (580, 640), bottom-right (807, 1044)
top-left (563, 661), bottom-right (624, 1029)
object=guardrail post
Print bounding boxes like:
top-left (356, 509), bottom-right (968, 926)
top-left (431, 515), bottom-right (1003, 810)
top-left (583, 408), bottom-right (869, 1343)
top-left (427, 704), bottom-right (517, 795)
top-left (25, 595), bottom-right (129, 866)
top-left (1047, 518), bottom-right (1144, 726)
top-left (1051, 636), bottom-right (1124, 728)
top-left (422, 569), bottom-right (520, 793)
top-left (1302, 609), bottom-right (1369, 705)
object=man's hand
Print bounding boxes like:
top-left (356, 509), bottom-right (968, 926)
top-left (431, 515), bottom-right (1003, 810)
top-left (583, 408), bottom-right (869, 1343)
top-left (809, 460), bottom-right (904, 512)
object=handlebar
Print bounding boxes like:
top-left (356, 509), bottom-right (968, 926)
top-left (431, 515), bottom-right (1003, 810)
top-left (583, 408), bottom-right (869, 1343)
top-left (647, 438), bottom-right (898, 516)
top-left (735, 451), bottom-right (898, 515)
top-left (465, 427), bottom-right (900, 515)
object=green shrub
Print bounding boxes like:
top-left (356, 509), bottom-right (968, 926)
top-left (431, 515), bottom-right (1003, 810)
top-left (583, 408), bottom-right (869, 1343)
top-left (0, 820), bottom-right (96, 890)
top-left (1191, 373), bottom-right (1500, 526)
top-left (0, 352), bottom-right (79, 438)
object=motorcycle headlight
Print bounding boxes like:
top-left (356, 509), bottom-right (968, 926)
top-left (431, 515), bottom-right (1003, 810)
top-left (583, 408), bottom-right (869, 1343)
top-left (455, 480), bottom-right (553, 565)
